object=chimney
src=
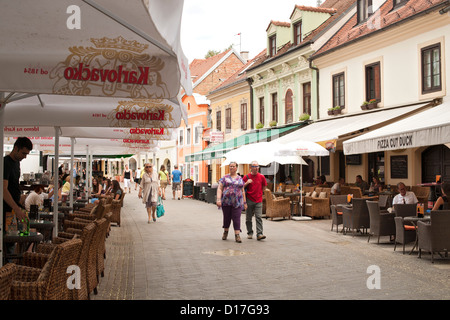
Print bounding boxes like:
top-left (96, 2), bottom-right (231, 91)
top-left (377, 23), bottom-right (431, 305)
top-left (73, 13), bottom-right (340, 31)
top-left (240, 51), bottom-right (249, 63)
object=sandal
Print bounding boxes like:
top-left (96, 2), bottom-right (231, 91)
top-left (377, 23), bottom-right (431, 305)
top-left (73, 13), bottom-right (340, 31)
top-left (222, 231), bottom-right (228, 240)
top-left (235, 234), bottom-right (242, 243)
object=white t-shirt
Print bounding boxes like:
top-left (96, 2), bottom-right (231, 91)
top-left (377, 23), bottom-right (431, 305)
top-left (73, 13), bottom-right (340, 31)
top-left (392, 191), bottom-right (418, 205)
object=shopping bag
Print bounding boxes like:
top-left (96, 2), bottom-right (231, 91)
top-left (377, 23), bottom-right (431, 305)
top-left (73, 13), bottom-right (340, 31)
top-left (156, 196), bottom-right (165, 218)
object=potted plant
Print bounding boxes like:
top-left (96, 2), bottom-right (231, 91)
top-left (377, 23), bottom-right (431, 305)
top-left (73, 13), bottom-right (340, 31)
top-left (269, 120), bottom-right (277, 127)
top-left (361, 101), bottom-right (369, 110)
top-left (368, 99), bottom-right (378, 109)
top-left (327, 108), bottom-right (334, 116)
top-left (332, 106), bottom-right (342, 115)
top-left (256, 122), bottom-right (264, 129)
top-left (299, 113), bottom-right (310, 121)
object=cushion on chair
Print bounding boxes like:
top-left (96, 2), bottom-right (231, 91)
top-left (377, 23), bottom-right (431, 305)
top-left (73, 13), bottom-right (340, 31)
top-left (404, 225), bottom-right (417, 231)
top-left (311, 191), bottom-right (318, 198)
top-left (319, 192), bottom-right (327, 199)
top-left (337, 211), bottom-right (343, 215)
top-left (305, 192), bottom-right (311, 197)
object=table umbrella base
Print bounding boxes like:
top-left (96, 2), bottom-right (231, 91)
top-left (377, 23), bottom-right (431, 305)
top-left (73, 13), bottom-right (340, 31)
top-left (292, 216), bottom-right (312, 221)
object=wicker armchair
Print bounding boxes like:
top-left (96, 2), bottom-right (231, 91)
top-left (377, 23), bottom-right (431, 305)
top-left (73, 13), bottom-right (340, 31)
top-left (110, 191), bottom-right (125, 227)
top-left (11, 238), bottom-right (82, 300)
top-left (330, 205), bottom-right (343, 233)
top-left (304, 187), bottom-right (331, 218)
top-left (0, 263), bottom-right (16, 300)
top-left (30, 223), bottom-right (96, 300)
top-left (342, 198), bottom-right (370, 235)
top-left (349, 187), bottom-right (363, 198)
top-left (393, 204), bottom-right (418, 253)
top-left (411, 186), bottom-right (429, 207)
top-left (366, 201), bottom-right (395, 244)
top-left (264, 190), bottom-right (291, 220)
top-left (418, 210), bottom-right (450, 263)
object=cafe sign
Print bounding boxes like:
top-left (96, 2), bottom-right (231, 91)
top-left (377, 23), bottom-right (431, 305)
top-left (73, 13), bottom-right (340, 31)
top-left (376, 134), bottom-right (413, 150)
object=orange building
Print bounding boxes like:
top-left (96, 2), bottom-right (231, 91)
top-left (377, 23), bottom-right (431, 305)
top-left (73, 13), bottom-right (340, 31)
top-left (177, 48), bottom-right (246, 183)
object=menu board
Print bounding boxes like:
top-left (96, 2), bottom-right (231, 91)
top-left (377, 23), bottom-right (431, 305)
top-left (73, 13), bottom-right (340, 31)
top-left (391, 155), bottom-right (408, 179)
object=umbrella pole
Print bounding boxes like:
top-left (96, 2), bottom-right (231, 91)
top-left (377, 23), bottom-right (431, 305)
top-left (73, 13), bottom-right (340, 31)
top-left (52, 126), bottom-right (60, 239)
top-left (69, 137), bottom-right (74, 210)
top-left (0, 93), bottom-right (4, 266)
top-left (293, 162), bottom-right (311, 221)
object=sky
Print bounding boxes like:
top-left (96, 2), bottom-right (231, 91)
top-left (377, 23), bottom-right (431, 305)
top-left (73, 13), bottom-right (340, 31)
top-left (180, 0), bottom-right (321, 63)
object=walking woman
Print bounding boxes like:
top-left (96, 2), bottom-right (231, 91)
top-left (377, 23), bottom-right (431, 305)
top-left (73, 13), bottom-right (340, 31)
top-left (158, 164), bottom-right (169, 200)
top-left (216, 161), bottom-right (247, 243)
top-left (138, 163), bottom-right (161, 223)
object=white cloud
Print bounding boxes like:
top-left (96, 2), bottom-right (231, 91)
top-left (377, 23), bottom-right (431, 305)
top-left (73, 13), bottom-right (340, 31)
top-left (181, 0), bottom-right (320, 62)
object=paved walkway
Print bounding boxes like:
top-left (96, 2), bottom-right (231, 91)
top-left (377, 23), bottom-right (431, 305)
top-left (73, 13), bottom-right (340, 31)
top-left (92, 190), bottom-right (450, 301)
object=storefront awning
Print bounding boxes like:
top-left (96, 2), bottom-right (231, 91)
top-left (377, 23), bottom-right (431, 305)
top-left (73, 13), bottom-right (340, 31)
top-left (274, 103), bottom-right (430, 150)
top-left (185, 123), bottom-right (305, 162)
top-left (343, 101), bottom-right (450, 155)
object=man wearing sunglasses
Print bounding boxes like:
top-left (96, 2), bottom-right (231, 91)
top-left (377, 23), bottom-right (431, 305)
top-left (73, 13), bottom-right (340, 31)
top-left (243, 161), bottom-right (267, 240)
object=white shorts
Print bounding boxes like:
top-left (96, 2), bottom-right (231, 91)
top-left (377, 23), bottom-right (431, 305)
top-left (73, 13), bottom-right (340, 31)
top-left (124, 178), bottom-right (131, 188)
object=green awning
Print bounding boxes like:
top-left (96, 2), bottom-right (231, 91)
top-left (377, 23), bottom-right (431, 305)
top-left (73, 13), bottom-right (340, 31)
top-left (185, 123), bottom-right (307, 162)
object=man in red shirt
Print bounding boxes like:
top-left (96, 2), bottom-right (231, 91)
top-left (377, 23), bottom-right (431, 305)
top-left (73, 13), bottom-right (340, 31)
top-left (243, 161), bottom-right (267, 240)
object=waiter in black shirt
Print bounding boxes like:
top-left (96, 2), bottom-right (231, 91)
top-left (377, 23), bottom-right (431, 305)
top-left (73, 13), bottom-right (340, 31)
top-left (3, 137), bottom-right (33, 222)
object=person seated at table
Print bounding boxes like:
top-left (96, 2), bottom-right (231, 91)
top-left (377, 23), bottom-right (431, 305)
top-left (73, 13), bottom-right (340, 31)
top-left (110, 180), bottom-right (123, 201)
top-left (355, 175), bottom-right (369, 191)
top-left (432, 182), bottom-right (449, 211)
top-left (47, 180), bottom-right (63, 202)
top-left (24, 185), bottom-right (45, 212)
top-left (285, 176), bottom-right (294, 184)
top-left (62, 175), bottom-right (71, 194)
top-left (91, 177), bottom-right (103, 199)
top-left (369, 177), bottom-right (382, 193)
top-left (315, 175), bottom-right (326, 186)
top-left (331, 177), bottom-right (345, 195)
top-left (392, 182), bottom-right (418, 205)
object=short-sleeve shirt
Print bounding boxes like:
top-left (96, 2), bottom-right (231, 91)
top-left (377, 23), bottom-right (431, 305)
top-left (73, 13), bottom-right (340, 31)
top-left (243, 173), bottom-right (267, 203)
top-left (3, 155), bottom-right (21, 213)
top-left (219, 174), bottom-right (245, 209)
top-left (172, 169), bottom-right (182, 183)
top-left (392, 192), bottom-right (418, 205)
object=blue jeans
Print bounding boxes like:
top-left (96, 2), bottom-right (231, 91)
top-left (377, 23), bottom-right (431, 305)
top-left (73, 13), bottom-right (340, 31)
top-left (245, 199), bottom-right (263, 236)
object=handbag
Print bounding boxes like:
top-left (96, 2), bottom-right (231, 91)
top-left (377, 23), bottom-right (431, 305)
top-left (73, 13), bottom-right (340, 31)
top-left (156, 196), bottom-right (165, 218)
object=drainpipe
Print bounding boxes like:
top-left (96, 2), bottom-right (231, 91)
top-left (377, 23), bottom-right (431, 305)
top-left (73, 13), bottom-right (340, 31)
top-left (309, 59), bottom-right (320, 120)
top-left (247, 78), bottom-right (254, 130)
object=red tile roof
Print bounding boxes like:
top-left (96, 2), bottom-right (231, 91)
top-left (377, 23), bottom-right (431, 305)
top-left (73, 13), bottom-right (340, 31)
top-left (210, 50), bottom-right (267, 94)
top-left (266, 20), bottom-right (291, 31)
top-left (313, 0), bottom-right (449, 57)
top-left (189, 49), bottom-right (231, 82)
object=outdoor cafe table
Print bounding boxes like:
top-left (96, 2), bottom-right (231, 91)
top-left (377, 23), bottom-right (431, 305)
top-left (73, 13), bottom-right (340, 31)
top-left (3, 232), bottom-right (44, 262)
top-left (404, 215), bottom-right (431, 255)
top-left (273, 191), bottom-right (303, 215)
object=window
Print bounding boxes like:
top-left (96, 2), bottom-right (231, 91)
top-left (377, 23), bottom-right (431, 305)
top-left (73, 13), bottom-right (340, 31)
top-left (365, 62), bottom-right (381, 101)
top-left (216, 111), bottom-right (222, 131)
top-left (293, 21), bottom-right (302, 46)
top-left (357, 0), bottom-right (373, 23)
top-left (422, 43), bottom-right (441, 93)
top-left (269, 35), bottom-right (276, 57)
top-left (393, 0), bottom-right (408, 8)
top-left (240, 103), bottom-right (247, 131)
top-left (259, 97), bottom-right (265, 125)
top-left (186, 127), bottom-right (191, 145)
top-left (225, 108), bottom-right (231, 130)
top-left (303, 82), bottom-right (311, 115)
top-left (194, 125), bottom-right (202, 144)
top-left (271, 93), bottom-right (278, 122)
top-left (332, 73), bottom-right (345, 108)
top-left (178, 128), bottom-right (184, 146)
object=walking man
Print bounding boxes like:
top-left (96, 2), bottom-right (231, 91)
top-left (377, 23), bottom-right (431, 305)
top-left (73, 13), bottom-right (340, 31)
top-left (243, 161), bottom-right (267, 240)
top-left (171, 165), bottom-right (182, 200)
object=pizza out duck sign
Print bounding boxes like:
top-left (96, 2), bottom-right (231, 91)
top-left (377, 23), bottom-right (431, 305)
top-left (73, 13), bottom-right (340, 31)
top-left (50, 36), bottom-right (172, 98)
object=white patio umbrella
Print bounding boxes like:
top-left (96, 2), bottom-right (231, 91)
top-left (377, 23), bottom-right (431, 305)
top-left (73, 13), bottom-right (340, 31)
top-left (0, 0), bottom-right (192, 265)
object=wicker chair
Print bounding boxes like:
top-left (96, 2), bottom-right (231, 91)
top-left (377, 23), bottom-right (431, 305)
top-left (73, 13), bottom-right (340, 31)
top-left (366, 201), bottom-right (395, 244)
top-left (393, 204), bottom-right (418, 253)
top-left (304, 188), bottom-right (331, 218)
top-left (342, 198), bottom-right (370, 236)
top-left (31, 223), bottom-right (96, 300)
top-left (418, 210), bottom-right (450, 263)
top-left (0, 263), bottom-right (16, 300)
top-left (330, 205), bottom-right (343, 233)
top-left (110, 191), bottom-right (125, 227)
top-left (264, 190), bottom-right (291, 220)
top-left (11, 238), bottom-right (82, 300)
top-left (349, 187), bottom-right (363, 198)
